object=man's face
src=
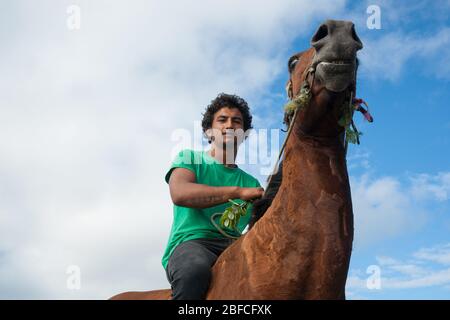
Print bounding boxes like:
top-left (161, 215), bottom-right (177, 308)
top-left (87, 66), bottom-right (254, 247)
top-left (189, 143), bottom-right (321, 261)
top-left (207, 107), bottom-right (245, 149)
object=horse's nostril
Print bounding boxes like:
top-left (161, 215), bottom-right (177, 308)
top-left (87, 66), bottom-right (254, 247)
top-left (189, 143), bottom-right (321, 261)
top-left (311, 24), bottom-right (329, 44)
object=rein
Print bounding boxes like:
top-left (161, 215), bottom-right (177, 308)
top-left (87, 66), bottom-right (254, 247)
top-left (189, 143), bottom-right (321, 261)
top-left (210, 213), bottom-right (241, 240)
top-left (265, 64), bottom-right (316, 186)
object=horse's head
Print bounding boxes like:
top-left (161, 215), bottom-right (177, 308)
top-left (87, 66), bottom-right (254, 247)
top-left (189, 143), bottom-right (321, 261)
top-left (286, 20), bottom-right (363, 142)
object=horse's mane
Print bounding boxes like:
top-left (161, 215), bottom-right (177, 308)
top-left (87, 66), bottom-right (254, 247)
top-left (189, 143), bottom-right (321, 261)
top-left (248, 160), bottom-right (283, 229)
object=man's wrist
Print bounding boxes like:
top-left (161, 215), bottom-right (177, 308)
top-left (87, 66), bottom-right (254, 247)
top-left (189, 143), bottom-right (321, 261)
top-left (230, 186), bottom-right (241, 200)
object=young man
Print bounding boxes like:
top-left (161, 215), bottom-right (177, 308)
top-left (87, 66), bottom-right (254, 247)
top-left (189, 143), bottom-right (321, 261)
top-left (162, 93), bottom-right (264, 300)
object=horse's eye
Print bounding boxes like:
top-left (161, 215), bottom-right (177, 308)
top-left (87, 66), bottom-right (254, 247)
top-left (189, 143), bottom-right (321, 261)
top-left (289, 58), bottom-right (299, 72)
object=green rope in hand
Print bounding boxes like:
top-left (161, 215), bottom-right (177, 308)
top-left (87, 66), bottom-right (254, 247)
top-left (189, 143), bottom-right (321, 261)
top-left (210, 199), bottom-right (251, 240)
top-left (219, 199), bottom-right (250, 230)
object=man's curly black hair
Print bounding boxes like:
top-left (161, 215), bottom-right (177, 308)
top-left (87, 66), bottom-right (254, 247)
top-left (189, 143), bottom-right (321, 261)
top-left (201, 93), bottom-right (253, 143)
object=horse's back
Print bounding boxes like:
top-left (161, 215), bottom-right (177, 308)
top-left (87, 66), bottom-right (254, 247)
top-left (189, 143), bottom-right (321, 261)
top-left (109, 289), bottom-right (172, 300)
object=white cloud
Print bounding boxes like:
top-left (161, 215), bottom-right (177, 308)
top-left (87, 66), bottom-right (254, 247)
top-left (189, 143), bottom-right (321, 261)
top-left (413, 243), bottom-right (450, 265)
top-left (350, 173), bottom-right (428, 248)
top-left (383, 268), bottom-right (450, 290)
top-left (0, 0), bottom-right (348, 299)
top-left (387, 264), bottom-right (429, 279)
top-left (358, 27), bottom-right (450, 81)
top-left (348, 0), bottom-right (450, 81)
top-left (409, 172), bottom-right (450, 202)
top-left (348, 243), bottom-right (450, 295)
top-left (376, 256), bottom-right (402, 267)
top-left (350, 168), bottom-right (450, 248)
top-left (347, 148), bottom-right (371, 170)
top-left (345, 290), bottom-right (369, 300)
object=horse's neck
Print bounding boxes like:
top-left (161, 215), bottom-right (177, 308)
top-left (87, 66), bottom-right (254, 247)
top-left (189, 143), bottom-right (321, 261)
top-left (207, 131), bottom-right (353, 299)
top-left (265, 132), bottom-right (353, 235)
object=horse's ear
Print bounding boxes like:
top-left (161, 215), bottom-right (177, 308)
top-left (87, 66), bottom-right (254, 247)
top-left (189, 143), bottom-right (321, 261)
top-left (287, 55), bottom-right (298, 73)
top-left (285, 80), bottom-right (293, 99)
top-left (288, 51), bottom-right (305, 73)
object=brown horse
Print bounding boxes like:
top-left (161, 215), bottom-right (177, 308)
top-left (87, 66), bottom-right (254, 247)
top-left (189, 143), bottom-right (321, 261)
top-left (110, 19), bottom-right (363, 300)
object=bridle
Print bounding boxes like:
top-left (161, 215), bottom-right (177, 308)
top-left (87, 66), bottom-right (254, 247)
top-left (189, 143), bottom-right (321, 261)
top-left (267, 53), bottom-right (373, 185)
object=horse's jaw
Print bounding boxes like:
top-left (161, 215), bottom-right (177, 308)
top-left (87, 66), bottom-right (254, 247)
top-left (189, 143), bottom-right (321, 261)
top-left (315, 60), bottom-right (357, 92)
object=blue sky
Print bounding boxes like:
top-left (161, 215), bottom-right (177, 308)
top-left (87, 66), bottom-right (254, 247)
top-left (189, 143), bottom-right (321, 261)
top-left (0, 0), bottom-right (448, 299)
top-left (239, 0), bottom-right (450, 299)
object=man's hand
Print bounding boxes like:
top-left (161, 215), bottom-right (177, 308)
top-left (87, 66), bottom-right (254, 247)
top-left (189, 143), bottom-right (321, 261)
top-left (237, 187), bottom-right (264, 201)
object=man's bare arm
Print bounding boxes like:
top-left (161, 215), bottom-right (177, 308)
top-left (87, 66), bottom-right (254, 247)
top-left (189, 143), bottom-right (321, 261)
top-left (168, 168), bottom-right (263, 208)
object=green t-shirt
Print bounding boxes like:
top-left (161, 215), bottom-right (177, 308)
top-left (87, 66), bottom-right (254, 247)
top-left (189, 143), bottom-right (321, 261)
top-left (161, 149), bottom-right (261, 269)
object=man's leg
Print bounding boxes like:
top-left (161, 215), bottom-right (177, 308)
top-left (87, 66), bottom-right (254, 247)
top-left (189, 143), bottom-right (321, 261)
top-left (165, 238), bottom-right (233, 300)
